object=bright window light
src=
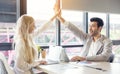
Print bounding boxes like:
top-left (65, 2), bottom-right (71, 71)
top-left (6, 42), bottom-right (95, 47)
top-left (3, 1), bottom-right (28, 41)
top-left (27, 0), bottom-right (56, 20)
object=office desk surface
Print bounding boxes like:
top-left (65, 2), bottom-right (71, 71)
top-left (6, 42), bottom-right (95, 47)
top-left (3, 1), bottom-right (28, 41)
top-left (39, 62), bottom-right (120, 74)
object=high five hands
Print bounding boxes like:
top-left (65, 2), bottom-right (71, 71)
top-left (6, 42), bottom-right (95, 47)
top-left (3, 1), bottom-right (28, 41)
top-left (53, 3), bottom-right (86, 62)
top-left (50, 3), bottom-right (65, 23)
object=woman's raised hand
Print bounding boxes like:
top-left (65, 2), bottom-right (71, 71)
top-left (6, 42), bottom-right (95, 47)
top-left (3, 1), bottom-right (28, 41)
top-left (50, 9), bottom-right (61, 21)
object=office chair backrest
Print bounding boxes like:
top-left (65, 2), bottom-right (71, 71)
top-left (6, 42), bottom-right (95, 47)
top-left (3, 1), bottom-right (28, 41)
top-left (0, 52), bottom-right (14, 74)
top-left (108, 54), bottom-right (114, 63)
top-left (0, 59), bottom-right (8, 74)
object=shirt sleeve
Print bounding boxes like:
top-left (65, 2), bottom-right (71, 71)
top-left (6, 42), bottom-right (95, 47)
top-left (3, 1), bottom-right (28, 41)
top-left (62, 21), bottom-right (89, 42)
top-left (62, 21), bottom-right (70, 27)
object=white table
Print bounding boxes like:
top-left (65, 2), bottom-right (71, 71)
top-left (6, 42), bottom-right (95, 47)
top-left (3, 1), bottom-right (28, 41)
top-left (39, 62), bottom-right (120, 74)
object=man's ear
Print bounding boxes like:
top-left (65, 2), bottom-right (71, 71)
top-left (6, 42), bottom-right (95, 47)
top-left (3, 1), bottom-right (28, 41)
top-left (99, 26), bottom-right (102, 32)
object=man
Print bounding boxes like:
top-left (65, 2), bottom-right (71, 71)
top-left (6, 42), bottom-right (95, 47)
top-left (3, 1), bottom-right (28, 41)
top-left (56, 11), bottom-right (113, 62)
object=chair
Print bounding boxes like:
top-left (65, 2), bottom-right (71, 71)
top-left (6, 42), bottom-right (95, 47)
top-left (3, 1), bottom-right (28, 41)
top-left (0, 59), bottom-right (8, 74)
top-left (108, 54), bottom-right (114, 63)
top-left (0, 52), bottom-right (14, 74)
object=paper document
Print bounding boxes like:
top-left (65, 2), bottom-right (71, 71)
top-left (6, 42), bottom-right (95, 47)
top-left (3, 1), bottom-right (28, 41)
top-left (46, 59), bottom-right (59, 65)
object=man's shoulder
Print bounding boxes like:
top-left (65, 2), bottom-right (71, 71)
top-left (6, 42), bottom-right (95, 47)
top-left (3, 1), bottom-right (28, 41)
top-left (101, 35), bottom-right (110, 39)
top-left (101, 35), bottom-right (112, 42)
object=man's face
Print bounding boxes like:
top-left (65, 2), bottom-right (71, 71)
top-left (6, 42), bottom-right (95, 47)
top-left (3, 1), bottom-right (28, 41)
top-left (89, 21), bottom-right (101, 36)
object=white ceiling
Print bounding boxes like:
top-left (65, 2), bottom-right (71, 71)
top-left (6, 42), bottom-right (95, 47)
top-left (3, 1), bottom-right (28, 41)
top-left (62, 0), bottom-right (120, 14)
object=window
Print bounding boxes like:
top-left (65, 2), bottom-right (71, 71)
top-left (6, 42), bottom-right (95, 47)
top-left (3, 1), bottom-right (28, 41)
top-left (0, 0), bottom-right (18, 66)
top-left (61, 10), bottom-right (84, 45)
top-left (110, 14), bottom-right (120, 56)
top-left (110, 14), bottom-right (120, 40)
top-left (60, 10), bottom-right (84, 55)
top-left (0, 0), bottom-right (16, 43)
top-left (0, 0), bottom-right (16, 22)
top-left (27, 0), bottom-right (56, 46)
top-left (27, 0), bottom-right (84, 56)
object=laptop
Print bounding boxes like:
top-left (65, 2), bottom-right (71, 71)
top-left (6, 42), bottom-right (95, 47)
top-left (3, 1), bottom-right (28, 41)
top-left (46, 46), bottom-right (69, 65)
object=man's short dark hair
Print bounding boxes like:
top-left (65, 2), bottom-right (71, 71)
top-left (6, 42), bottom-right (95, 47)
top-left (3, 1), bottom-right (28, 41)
top-left (90, 17), bottom-right (104, 27)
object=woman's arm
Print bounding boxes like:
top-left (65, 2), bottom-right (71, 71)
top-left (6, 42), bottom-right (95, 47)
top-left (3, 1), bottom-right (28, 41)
top-left (32, 12), bottom-right (59, 37)
top-left (14, 45), bottom-right (40, 72)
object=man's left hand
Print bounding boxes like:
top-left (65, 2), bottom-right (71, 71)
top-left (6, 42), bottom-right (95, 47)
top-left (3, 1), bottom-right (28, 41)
top-left (70, 56), bottom-right (86, 62)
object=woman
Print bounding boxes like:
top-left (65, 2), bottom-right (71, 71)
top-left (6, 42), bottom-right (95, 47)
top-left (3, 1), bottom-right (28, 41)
top-left (13, 13), bottom-right (58, 74)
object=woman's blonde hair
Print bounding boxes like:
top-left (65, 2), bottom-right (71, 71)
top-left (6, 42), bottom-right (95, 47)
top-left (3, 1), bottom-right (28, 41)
top-left (14, 14), bottom-right (36, 63)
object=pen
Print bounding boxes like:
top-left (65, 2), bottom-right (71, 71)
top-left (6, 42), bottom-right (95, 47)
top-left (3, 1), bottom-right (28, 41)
top-left (84, 65), bottom-right (107, 72)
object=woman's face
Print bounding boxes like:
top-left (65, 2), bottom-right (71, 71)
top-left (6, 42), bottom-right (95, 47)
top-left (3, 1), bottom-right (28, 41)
top-left (29, 22), bottom-right (35, 33)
